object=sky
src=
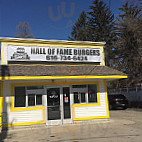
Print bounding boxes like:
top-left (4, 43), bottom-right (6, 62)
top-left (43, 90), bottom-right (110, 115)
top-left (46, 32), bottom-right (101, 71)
top-left (0, 0), bottom-right (124, 40)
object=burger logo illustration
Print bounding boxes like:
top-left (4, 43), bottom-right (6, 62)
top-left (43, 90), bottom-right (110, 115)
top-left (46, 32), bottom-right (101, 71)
top-left (11, 47), bottom-right (30, 60)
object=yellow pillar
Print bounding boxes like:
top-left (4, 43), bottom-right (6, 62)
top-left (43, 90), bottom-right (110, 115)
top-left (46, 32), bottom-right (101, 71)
top-left (0, 81), bottom-right (3, 128)
top-left (104, 80), bottom-right (110, 118)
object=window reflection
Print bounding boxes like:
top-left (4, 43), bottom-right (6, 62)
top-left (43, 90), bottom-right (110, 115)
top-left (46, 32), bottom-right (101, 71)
top-left (88, 84), bottom-right (97, 102)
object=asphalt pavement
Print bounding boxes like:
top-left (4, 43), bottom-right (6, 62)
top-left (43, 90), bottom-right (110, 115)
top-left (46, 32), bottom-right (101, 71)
top-left (0, 108), bottom-right (142, 142)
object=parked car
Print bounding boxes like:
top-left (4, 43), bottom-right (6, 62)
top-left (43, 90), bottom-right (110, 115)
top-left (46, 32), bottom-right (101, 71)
top-left (108, 94), bottom-right (129, 110)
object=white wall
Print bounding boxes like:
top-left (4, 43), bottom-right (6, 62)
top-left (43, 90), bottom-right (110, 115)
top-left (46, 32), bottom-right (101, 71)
top-left (2, 80), bottom-right (46, 124)
top-left (74, 80), bottom-right (108, 119)
top-left (2, 79), bottom-right (109, 125)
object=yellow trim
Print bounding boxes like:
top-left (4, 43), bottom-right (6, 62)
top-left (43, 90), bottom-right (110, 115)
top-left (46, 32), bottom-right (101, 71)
top-left (2, 120), bottom-right (45, 127)
top-left (10, 106), bottom-right (45, 111)
top-left (104, 80), bottom-right (110, 118)
top-left (10, 81), bottom-right (98, 112)
top-left (1, 42), bottom-right (7, 65)
top-left (72, 82), bottom-right (100, 108)
top-left (72, 82), bottom-right (102, 121)
top-left (73, 115), bottom-right (109, 121)
top-left (72, 106), bottom-right (75, 120)
top-left (72, 103), bottom-right (100, 107)
top-left (101, 46), bottom-right (105, 66)
top-left (0, 39), bottom-right (105, 46)
top-left (9, 82), bottom-right (47, 127)
top-left (1, 64), bottom-right (102, 66)
top-left (0, 41), bottom-right (105, 66)
top-left (10, 84), bottom-right (45, 111)
top-left (0, 81), bottom-right (3, 127)
top-left (42, 108), bottom-right (46, 122)
top-left (9, 81), bottom-right (101, 127)
top-left (7, 80), bottom-right (109, 126)
top-left (0, 75), bottom-right (127, 80)
top-left (72, 80), bottom-right (110, 121)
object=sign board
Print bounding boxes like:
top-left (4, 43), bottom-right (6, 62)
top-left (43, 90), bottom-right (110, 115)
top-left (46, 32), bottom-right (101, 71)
top-left (7, 45), bottom-right (102, 63)
top-left (64, 97), bottom-right (69, 103)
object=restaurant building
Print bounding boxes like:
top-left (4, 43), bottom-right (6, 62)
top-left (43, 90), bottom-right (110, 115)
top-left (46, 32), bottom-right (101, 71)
top-left (0, 37), bottom-right (127, 127)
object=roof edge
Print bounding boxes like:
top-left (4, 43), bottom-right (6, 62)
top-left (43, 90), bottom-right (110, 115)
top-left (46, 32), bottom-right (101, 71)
top-left (0, 75), bottom-right (128, 80)
top-left (0, 37), bottom-right (106, 46)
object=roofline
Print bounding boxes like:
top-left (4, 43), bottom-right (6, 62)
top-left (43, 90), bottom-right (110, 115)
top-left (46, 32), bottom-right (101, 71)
top-left (0, 37), bottom-right (106, 46)
top-left (0, 75), bottom-right (127, 80)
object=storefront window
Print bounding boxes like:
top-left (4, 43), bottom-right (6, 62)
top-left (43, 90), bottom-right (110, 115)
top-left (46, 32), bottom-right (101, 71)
top-left (14, 86), bottom-right (43, 108)
top-left (14, 87), bottom-right (26, 107)
top-left (36, 95), bottom-right (42, 105)
top-left (28, 94), bottom-right (42, 106)
top-left (28, 94), bottom-right (35, 106)
top-left (74, 92), bottom-right (86, 103)
top-left (74, 92), bottom-right (80, 103)
top-left (81, 93), bottom-right (86, 103)
top-left (88, 84), bottom-right (97, 102)
top-left (73, 84), bottom-right (98, 104)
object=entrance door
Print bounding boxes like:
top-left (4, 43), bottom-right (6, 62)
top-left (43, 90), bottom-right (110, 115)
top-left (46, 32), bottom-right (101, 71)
top-left (46, 86), bottom-right (72, 125)
top-left (47, 87), bottom-right (61, 125)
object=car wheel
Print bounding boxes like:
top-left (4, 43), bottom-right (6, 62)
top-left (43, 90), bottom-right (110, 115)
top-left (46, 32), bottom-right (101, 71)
top-left (122, 106), bottom-right (127, 110)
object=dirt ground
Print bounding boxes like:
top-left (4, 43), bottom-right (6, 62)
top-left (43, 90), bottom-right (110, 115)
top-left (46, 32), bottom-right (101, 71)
top-left (0, 108), bottom-right (142, 142)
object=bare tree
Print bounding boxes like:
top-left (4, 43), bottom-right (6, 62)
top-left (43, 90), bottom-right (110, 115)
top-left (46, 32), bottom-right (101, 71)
top-left (15, 21), bottom-right (34, 38)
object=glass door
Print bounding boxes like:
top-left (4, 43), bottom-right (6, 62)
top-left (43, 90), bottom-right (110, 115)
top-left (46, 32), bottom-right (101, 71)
top-left (46, 86), bottom-right (72, 125)
top-left (46, 87), bottom-right (61, 125)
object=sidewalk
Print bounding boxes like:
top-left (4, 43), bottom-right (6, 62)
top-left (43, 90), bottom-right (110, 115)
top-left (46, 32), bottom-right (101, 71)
top-left (0, 109), bottom-right (142, 142)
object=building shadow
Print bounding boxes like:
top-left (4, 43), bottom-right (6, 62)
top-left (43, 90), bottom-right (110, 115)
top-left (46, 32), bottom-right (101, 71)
top-left (0, 65), bottom-right (10, 141)
top-left (1, 65), bottom-right (10, 77)
top-left (0, 104), bottom-right (9, 141)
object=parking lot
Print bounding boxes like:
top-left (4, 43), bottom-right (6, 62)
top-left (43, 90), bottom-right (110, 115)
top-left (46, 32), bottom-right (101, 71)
top-left (0, 108), bottom-right (142, 142)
